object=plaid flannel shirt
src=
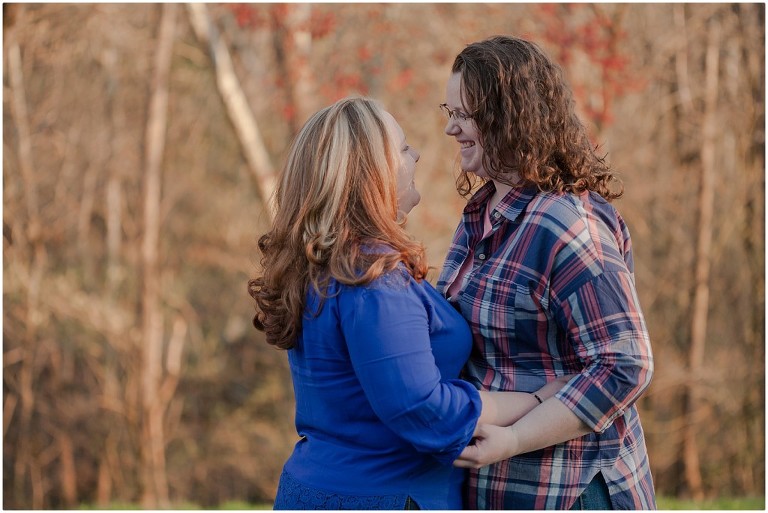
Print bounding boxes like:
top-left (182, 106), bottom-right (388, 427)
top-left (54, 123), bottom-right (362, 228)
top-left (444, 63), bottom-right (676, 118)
top-left (437, 182), bottom-right (656, 510)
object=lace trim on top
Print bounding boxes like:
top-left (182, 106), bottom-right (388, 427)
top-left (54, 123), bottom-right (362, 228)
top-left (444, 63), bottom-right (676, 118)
top-left (273, 469), bottom-right (407, 510)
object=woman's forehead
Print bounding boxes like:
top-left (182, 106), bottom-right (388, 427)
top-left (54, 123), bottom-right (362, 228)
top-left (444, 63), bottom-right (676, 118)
top-left (382, 110), bottom-right (405, 141)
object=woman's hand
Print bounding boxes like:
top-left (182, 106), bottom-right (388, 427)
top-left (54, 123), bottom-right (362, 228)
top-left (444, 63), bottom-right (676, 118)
top-left (458, 375), bottom-right (588, 469)
top-left (453, 424), bottom-right (517, 469)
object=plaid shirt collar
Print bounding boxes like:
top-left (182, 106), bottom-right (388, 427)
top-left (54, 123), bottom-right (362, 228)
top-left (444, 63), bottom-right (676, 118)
top-left (464, 181), bottom-right (539, 224)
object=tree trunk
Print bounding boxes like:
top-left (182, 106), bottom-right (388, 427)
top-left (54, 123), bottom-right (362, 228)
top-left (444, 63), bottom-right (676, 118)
top-left (187, 3), bottom-right (277, 219)
top-left (140, 4), bottom-right (176, 508)
top-left (683, 15), bottom-right (720, 501)
top-left (102, 44), bottom-right (123, 297)
top-left (58, 433), bottom-right (77, 507)
top-left (7, 9), bottom-right (48, 507)
top-left (673, 5), bottom-right (695, 116)
top-left (738, 4), bottom-right (766, 496)
top-left (272, 4), bottom-right (317, 134)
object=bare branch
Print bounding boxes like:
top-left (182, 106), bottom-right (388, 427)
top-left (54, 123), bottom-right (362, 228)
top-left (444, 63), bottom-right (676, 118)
top-left (187, 3), bottom-right (277, 219)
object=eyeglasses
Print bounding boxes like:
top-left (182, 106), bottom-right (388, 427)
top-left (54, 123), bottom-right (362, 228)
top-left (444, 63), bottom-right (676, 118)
top-left (439, 103), bottom-right (474, 122)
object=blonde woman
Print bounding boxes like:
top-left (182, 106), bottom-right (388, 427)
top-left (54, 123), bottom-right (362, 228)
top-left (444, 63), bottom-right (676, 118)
top-left (249, 97), bottom-right (565, 509)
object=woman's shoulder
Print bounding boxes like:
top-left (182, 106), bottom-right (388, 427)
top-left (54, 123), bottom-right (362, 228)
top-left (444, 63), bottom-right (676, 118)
top-left (343, 264), bottom-right (414, 295)
top-left (305, 258), bottom-right (426, 325)
top-left (526, 191), bottom-right (631, 276)
top-left (528, 189), bottom-right (581, 214)
top-left (329, 266), bottom-right (430, 327)
top-left (527, 190), bottom-right (619, 228)
top-left (523, 191), bottom-right (585, 235)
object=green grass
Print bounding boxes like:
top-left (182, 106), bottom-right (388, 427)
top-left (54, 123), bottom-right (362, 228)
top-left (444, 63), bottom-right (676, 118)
top-left (658, 496), bottom-right (765, 510)
top-left (77, 502), bottom-right (155, 510)
top-left (217, 501), bottom-right (273, 510)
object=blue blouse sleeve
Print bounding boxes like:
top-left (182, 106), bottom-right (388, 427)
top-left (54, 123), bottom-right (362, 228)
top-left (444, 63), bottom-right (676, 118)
top-left (337, 273), bottom-right (481, 465)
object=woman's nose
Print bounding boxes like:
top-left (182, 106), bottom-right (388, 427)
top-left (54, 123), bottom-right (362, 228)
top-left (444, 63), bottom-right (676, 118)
top-left (444, 118), bottom-right (460, 136)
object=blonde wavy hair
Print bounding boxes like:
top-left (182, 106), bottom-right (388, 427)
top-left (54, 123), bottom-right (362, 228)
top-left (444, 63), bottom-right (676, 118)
top-left (453, 36), bottom-right (623, 201)
top-left (248, 97), bottom-right (427, 350)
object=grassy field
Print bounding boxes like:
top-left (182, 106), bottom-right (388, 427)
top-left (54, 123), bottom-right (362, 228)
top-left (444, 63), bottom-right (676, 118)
top-left (657, 496), bottom-right (765, 510)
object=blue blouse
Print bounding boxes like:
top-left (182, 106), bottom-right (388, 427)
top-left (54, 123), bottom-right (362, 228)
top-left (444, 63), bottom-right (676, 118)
top-left (274, 268), bottom-right (481, 510)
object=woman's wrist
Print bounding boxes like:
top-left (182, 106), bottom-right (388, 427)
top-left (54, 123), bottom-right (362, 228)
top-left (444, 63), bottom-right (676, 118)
top-left (535, 373), bottom-right (577, 400)
top-left (503, 425), bottom-right (520, 460)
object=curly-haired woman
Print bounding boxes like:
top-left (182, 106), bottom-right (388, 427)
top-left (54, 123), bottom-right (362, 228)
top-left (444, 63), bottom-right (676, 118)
top-left (437, 36), bottom-right (656, 509)
top-left (249, 97), bottom-right (568, 510)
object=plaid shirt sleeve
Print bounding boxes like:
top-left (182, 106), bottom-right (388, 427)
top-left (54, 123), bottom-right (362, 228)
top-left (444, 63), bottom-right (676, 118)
top-left (552, 270), bottom-right (654, 433)
top-left (546, 196), bottom-right (654, 433)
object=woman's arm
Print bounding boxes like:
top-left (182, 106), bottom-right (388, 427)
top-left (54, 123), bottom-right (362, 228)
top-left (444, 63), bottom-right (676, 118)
top-left (476, 374), bottom-right (575, 427)
top-left (455, 395), bottom-right (591, 469)
top-left (340, 275), bottom-right (481, 465)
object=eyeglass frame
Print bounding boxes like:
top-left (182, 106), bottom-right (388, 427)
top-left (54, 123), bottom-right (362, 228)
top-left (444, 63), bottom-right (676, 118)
top-left (439, 103), bottom-right (475, 122)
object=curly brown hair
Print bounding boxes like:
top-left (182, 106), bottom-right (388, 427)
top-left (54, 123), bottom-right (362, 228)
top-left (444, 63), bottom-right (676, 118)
top-left (452, 35), bottom-right (623, 201)
top-left (248, 98), bottom-right (427, 350)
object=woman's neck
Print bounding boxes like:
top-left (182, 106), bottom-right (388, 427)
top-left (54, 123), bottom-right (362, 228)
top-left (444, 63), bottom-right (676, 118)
top-left (488, 180), bottom-right (514, 211)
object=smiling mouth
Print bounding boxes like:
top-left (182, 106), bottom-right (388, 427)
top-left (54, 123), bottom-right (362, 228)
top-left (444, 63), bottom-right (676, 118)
top-left (460, 141), bottom-right (475, 149)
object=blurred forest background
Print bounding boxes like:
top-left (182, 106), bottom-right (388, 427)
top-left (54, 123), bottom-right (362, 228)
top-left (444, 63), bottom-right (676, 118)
top-left (2, 3), bottom-right (764, 509)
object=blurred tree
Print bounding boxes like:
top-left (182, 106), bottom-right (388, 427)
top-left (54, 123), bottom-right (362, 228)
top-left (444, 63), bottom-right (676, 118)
top-left (139, 4), bottom-right (179, 508)
top-left (535, 3), bottom-right (643, 134)
top-left (683, 9), bottom-right (720, 500)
